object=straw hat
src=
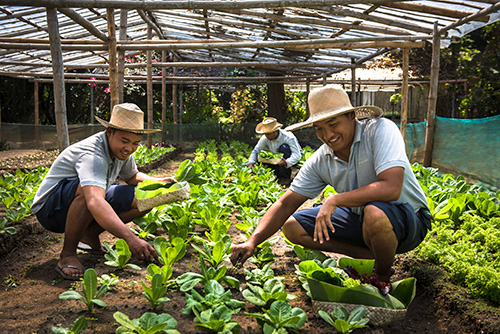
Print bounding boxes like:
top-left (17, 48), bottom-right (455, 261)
top-left (255, 117), bottom-right (283, 134)
top-left (285, 85), bottom-right (383, 131)
top-left (95, 103), bottom-right (160, 134)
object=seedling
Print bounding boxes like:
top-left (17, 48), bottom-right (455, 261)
top-left (193, 305), bottom-right (241, 334)
top-left (51, 316), bottom-right (87, 334)
top-left (245, 300), bottom-right (307, 334)
top-left (319, 306), bottom-right (370, 333)
top-left (141, 273), bottom-right (170, 310)
top-left (242, 278), bottom-right (295, 308)
top-left (103, 239), bottom-right (141, 270)
top-left (175, 257), bottom-right (239, 291)
top-left (114, 311), bottom-right (180, 334)
top-left (183, 280), bottom-right (245, 315)
top-left (59, 268), bottom-right (107, 312)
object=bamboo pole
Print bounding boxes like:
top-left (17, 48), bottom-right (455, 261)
top-left (46, 7), bottom-right (69, 150)
top-left (117, 9), bottom-right (127, 104)
top-left (2, 0), bottom-right (405, 10)
top-left (146, 26), bottom-right (153, 148)
top-left (441, 2), bottom-right (500, 33)
top-left (58, 8), bottom-right (109, 41)
top-left (423, 23), bottom-right (441, 167)
top-left (172, 56), bottom-right (178, 125)
top-left (383, 2), bottom-right (489, 23)
top-left (161, 50), bottom-right (167, 143)
top-left (34, 81), bottom-right (40, 146)
top-left (400, 48), bottom-right (409, 143)
top-left (106, 8), bottom-right (119, 111)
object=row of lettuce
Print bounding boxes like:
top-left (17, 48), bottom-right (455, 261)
top-left (0, 140), bottom-right (499, 332)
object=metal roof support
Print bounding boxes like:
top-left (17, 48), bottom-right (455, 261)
top-left (46, 7), bottom-right (69, 150)
top-left (423, 22), bottom-right (440, 167)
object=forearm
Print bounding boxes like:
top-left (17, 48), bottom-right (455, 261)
top-left (247, 190), bottom-right (305, 248)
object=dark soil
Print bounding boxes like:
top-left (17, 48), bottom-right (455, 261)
top-left (1, 149), bottom-right (500, 334)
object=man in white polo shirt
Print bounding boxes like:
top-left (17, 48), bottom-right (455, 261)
top-left (248, 117), bottom-right (302, 186)
top-left (32, 103), bottom-right (175, 280)
top-left (232, 85), bottom-right (432, 283)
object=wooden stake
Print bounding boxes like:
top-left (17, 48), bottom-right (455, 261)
top-left (146, 26), bottom-right (153, 148)
top-left (161, 50), bottom-right (167, 143)
top-left (423, 23), bottom-right (440, 167)
top-left (117, 9), bottom-right (128, 104)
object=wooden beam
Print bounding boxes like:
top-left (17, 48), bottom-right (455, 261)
top-left (0, 0), bottom-right (406, 10)
top-left (384, 2), bottom-right (489, 23)
top-left (400, 48), bottom-right (409, 143)
top-left (117, 9), bottom-right (127, 103)
top-left (161, 50), bottom-right (167, 143)
top-left (147, 26), bottom-right (153, 148)
top-left (423, 23), bottom-right (440, 167)
top-left (57, 8), bottom-right (109, 41)
top-left (107, 8), bottom-right (119, 110)
top-left (46, 7), bottom-right (69, 150)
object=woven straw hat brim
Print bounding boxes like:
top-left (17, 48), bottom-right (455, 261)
top-left (256, 123), bottom-right (283, 134)
top-left (285, 105), bottom-right (383, 132)
top-left (95, 116), bottom-right (160, 134)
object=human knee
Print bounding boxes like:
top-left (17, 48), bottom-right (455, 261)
top-left (282, 219), bottom-right (303, 244)
top-left (363, 205), bottom-right (392, 234)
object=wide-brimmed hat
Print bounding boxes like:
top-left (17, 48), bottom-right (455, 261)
top-left (95, 103), bottom-right (160, 134)
top-left (285, 85), bottom-right (383, 131)
top-left (256, 117), bottom-right (283, 134)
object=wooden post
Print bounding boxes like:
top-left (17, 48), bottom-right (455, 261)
top-left (423, 23), bottom-right (440, 167)
top-left (107, 8), bottom-right (119, 110)
top-left (400, 48), bottom-right (409, 142)
top-left (90, 85), bottom-right (95, 124)
top-left (161, 50), bottom-right (167, 143)
top-left (46, 7), bottom-right (70, 150)
top-left (34, 81), bottom-right (40, 146)
top-left (267, 73), bottom-right (286, 122)
top-left (146, 26), bottom-right (153, 148)
top-left (351, 60), bottom-right (356, 106)
top-left (118, 9), bottom-right (128, 103)
top-left (305, 78), bottom-right (310, 118)
top-left (172, 56), bottom-right (178, 124)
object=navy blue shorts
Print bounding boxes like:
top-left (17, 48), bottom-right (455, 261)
top-left (36, 178), bottom-right (135, 233)
top-left (292, 201), bottom-right (431, 254)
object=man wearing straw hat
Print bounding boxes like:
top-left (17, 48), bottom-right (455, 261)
top-left (232, 85), bottom-right (432, 283)
top-left (248, 117), bottom-right (302, 186)
top-left (32, 103), bottom-right (175, 280)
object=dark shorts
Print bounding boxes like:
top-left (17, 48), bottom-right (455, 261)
top-left (35, 178), bottom-right (135, 233)
top-left (292, 201), bottom-right (432, 254)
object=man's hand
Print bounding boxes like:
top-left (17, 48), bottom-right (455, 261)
top-left (314, 195), bottom-right (338, 244)
top-left (230, 242), bottom-right (255, 267)
top-left (127, 236), bottom-right (158, 262)
top-left (154, 176), bottom-right (177, 184)
top-left (277, 158), bottom-right (287, 166)
top-left (248, 163), bottom-right (254, 169)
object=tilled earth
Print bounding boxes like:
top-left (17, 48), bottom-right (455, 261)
top-left (0, 149), bottom-right (499, 334)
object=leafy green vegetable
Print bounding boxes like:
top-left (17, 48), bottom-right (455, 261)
top-left (135, 180), bottom-right (188, 200)
top-left (245, 300), bottom-right (307, 334)
top-left (103, 239), bottom-right (141, 271)
top-left (114, 311), bottom-right (180, 334)
top-left (141, 273), bottom-right (170, 310)
top-left (258, 151), bottom-right (283, 160)
top-left (193, 305), bottom-right (241, 334)
top-left (242, 278), bottom-right (295, 308)
top-left (51, 316), bottom-right (87, 334)
top-left (59, 268), bottom-right (107, 312)
top-left (319, 306), bottom-right (369, 333)
top-left (183, 280), bottom-right (245, 315)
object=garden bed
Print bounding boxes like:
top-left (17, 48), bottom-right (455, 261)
top-left (0, 149), bottom-right (499, 333)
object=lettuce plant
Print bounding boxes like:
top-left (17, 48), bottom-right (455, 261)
top-left (51, 316), bottom-right (87, 334)
top-left (242, 278), bottom-right (295, 308)
top-left (175, 258), bottom-right (239, 291)
top-left (245, 300), bottom-right (306, 334)
top-left (103, 239), bottom-right (141, 271)
top-left (191, 237), bottom-right (231, 268)
top-left (319, 306), bottom-right (369, 333)
top-left (183, 280), bottom-right (245, 315)
top-left (59, 268), bottom-right (107, 312)
top-left (244, 263), bottom-right (280, 286)
top-left (141, 273), bottom-right (170, 310)
top-left (193, 305), bottom-right (241, 334)
top-left (114, 311), bottom-right (180, 334)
